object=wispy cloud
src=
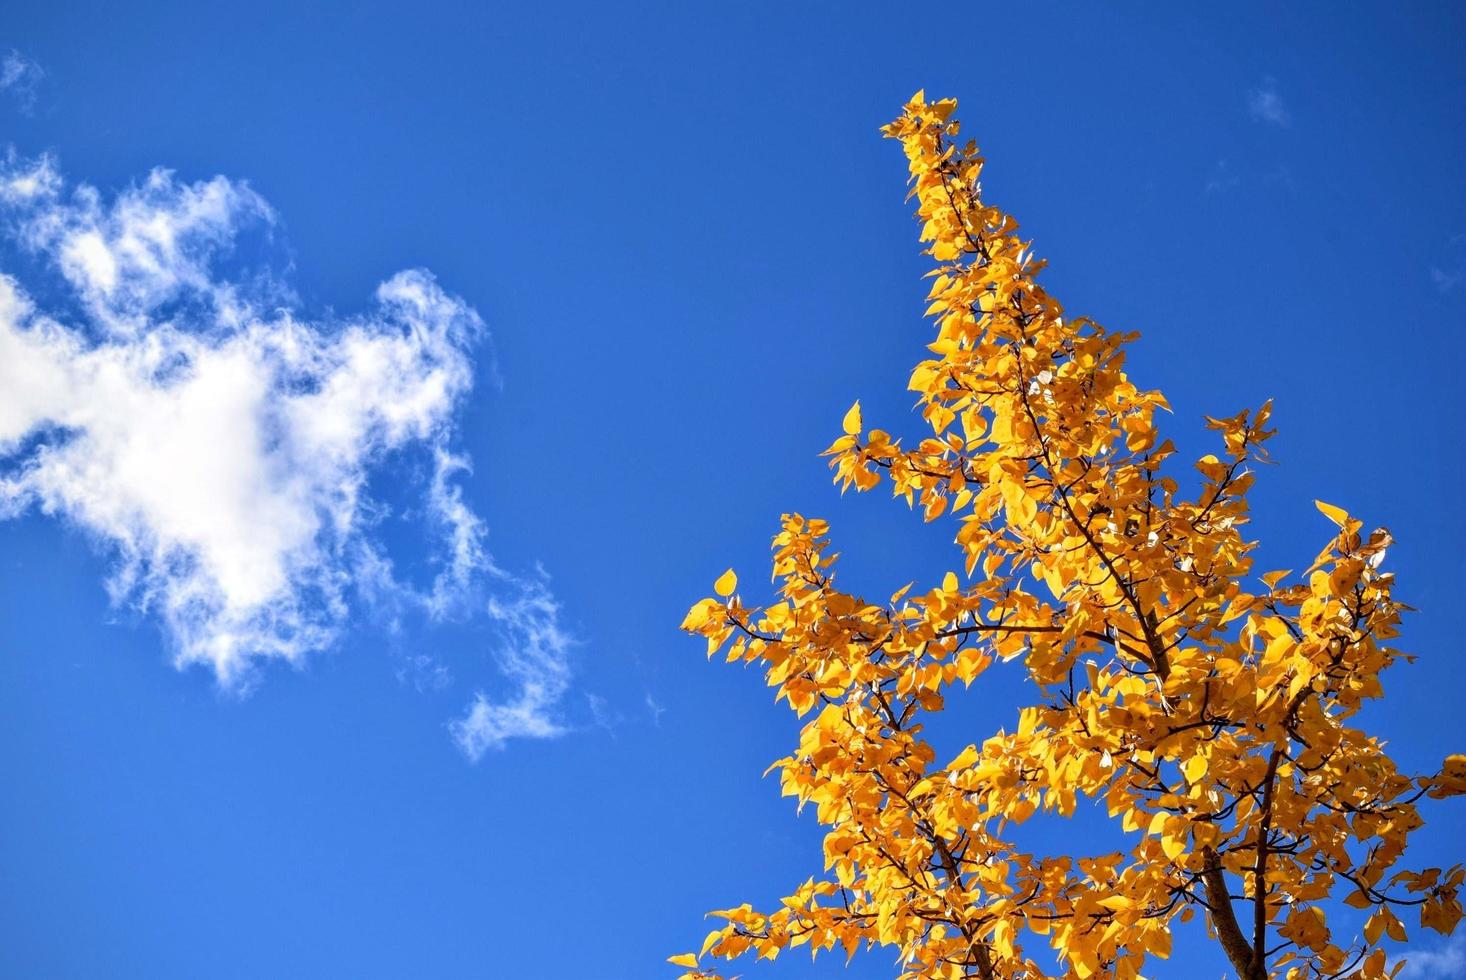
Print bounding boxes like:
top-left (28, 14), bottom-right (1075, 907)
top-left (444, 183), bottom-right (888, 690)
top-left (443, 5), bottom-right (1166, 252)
top-left (0, 152), bottom-right (576, 745)
top-left (0, 50), bottom-right (45, 114)
top-left (1247, 77), bottom-right (1291, 127)
top-left (449, 573), bottom-right (574, 759)
top-left (585, 692), bottom-right (618, 735)
top-left (1205, 158), bottom-right (1240, 195)
top-left (1430, 234), bottom-right (1466, 294)
top-left (645, 692), bottom-right (667, 726)
top-left (1395, 934), bottom-right (1466, 978)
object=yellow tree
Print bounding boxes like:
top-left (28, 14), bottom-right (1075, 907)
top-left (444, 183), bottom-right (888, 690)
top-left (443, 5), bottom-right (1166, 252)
top-left (670, 94), bottom-right (1466, 980)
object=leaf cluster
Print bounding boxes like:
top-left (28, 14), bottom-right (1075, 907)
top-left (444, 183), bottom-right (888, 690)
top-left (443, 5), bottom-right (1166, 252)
top-left (671, 94), bottom-right (1463, 980)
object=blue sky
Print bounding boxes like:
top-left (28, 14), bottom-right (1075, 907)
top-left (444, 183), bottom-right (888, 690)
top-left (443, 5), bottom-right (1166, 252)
top-left (1, 4), bottom-right (1463, 978)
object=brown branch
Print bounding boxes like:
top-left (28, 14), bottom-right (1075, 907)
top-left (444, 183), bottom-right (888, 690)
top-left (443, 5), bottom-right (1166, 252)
top-left (1201, 846), bottom-right (1263, 980)
top-left (1252, 747), bottom-right (1283, 976)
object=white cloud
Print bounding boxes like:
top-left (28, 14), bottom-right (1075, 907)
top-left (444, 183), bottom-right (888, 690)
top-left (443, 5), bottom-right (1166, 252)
top-left (0, 50), bottom-right (44, 114)
top-left (450, 573), bottom-right (574, 760)
top-left (1, 153), bottom-right (61, 203)
top-left (1247, 77), bottom-right (1291, 127)
top-left (0, 154), bottom-right (576, 744)
top-left (1395, 934), bottom-right (1466, 978)
top-left (6, 159), bottom-right (277, 331)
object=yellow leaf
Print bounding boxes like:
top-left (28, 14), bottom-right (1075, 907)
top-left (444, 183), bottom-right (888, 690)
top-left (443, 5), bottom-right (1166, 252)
top-left (941, 571), bottom-right (958, 593)
top-left (1383, 905), bottom-right (1407, 942)
top-left (991, 919), bottom-right (1015, 959)
top-left (667, 953), bottom-right (699, 968)
top-left (1427, 756), bottom-right (1466, 798)
top-left (680, 599), bottom-right (719, 632)
top-left (714, 568), bottom-right (737, 598)
top-left (842, 401), bottom-right (863, 436)
top-left (1145, 922), bottom-right (1173, 958)
top-left (1315, 499), bottom-right (1350, 527)
top-left (1365, 908), bottom-right (1386, 946)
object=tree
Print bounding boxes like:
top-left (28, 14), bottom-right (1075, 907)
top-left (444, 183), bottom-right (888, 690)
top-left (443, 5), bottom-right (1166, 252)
top-left (670, 93), bottom-right (1466, 980)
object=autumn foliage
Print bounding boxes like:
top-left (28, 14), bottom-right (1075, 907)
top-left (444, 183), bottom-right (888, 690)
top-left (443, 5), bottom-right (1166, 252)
top-left (671, 93), bottom-right (1465, 980)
